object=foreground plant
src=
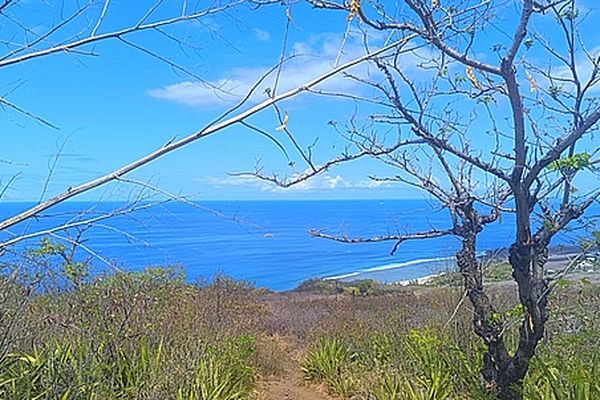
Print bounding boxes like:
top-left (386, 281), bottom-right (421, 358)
top-left (302, 328), bottom-right (483, 399)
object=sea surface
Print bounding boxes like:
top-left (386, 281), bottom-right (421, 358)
top-left (0, 200), bottom-right (591, 291)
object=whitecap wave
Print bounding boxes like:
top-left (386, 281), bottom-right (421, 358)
top-left (324, 255), bottom-right (455, 281)
top-left (362, 256), bottom-right (455, 273)
top-left (324, 272), bottom-right (360, 281)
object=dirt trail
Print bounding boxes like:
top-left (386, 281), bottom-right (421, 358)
top-left (258, 378), bottom-right (334, 400)
top-left (256, 355), bottom-right (334, 400)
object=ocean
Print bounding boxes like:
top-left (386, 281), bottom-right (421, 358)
top-left (0, 200), bottom-right (590, 291)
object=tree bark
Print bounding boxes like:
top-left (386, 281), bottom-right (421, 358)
top-left (455, 203), bottom-right (519, 398)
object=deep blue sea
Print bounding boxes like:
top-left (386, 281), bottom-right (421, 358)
top-left (0, 200), bottom-right (592, 291)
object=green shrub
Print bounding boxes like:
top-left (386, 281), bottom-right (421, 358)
top-left (176, 336), bottom-right (256, 400)
top-left (301, 336), bottom-right (360, 396)
top-left (301, 336), bottom-right (351, 382)
top-left (370, 371), bottom-right (405, 400)
top-left (396, 328), bottom-right (483, 399)
top-left (0, 336), bottom-right (258, 400)
top-left (0, 341), bottom-right (98, 400)
top-left (293, 278), bottom-right (338, 294)
top-left (302, 328), bottom-right (484, 399)
top-left (524, 332), bottom-right (600, 399)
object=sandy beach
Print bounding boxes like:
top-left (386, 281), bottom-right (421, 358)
top-left (385, 250), bottom-right (600, 287)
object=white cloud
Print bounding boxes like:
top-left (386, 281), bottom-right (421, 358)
top-left (200, 175), bottom-right (269, 189)
top-left (149, 31), bottom-right (436, 109)
top-left (356, 179), bottom-right (391, 188)
top-left (271, 174), bottom-right (348, 191)
top-left (199, 173), bottom-right (394, 193)
top-left (148, 34), bottom-right (381, 108)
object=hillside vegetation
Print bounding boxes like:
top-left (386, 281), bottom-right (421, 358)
top-left (0, 260), bottom-right (599, 399)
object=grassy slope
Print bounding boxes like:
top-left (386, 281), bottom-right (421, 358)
top-left (0, 263), bottom-right (599, 399)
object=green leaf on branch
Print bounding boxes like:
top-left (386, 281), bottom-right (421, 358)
top-left (27, 237), bottom-right (66, 257)
top-left (542, 218), bottom-right (556, 233)
top-left (547, 152), bottom-right (591, 172)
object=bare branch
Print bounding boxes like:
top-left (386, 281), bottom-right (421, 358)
top-left (374, 60), bottom-right (511, 182)
top-left (0, 0), bottom-right (16, 14)
top-left (0, 1), bottom-right (245, 68)
top-left (0, 95), bottom-right (59, 129)
top-left (48, 232), bottom-right (118, 271)
top-left (0, 173), bottom-right (20, 201)
top-left (0, 202), bottom-right (163, 249)
top-left (404, 0), bottom-right (502, 75)
top-left (235, 138), bottom-right (423, 188)
top-left (91, 0), bottom-right (111, 36)
top-left (309, 227), bottom-right (455, 255)
top-left (505, 0), bottom-right (534, 65)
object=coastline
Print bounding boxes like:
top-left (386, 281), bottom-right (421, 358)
top-left (317, 245), bottom-right (599, 290)
top-left (393, 272), bottom-right (447, 286)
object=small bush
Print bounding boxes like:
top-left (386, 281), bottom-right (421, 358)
top-left (525, 331), bottom-right (600, 399)
top-left (176, 336), bottom-right (256, 400)
top-left (302, 328), bottom-right (484, 399)
top-left (301, 336), bottom-right (351, 382)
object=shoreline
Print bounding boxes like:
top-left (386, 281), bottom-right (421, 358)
top-left (315, 247), bottom-right (599, 290)
top-left (393, 272), bottom-right (447, 286)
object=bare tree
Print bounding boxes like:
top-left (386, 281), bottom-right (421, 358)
top-left (242, 0), bottom-right (600, 398)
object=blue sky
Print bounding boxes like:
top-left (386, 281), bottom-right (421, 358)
top-left (1, 0), bottom-right (599, 202)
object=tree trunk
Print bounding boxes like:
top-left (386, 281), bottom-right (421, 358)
top-left (453, 203), bottom-right (553, 399)
top-left (455, 205), bottom-right (520, 399)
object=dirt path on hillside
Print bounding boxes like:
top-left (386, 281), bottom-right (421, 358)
top-left (258, 378), bottom-right (334, 400)
top-left (256, 354), bottom-right (334, 400)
